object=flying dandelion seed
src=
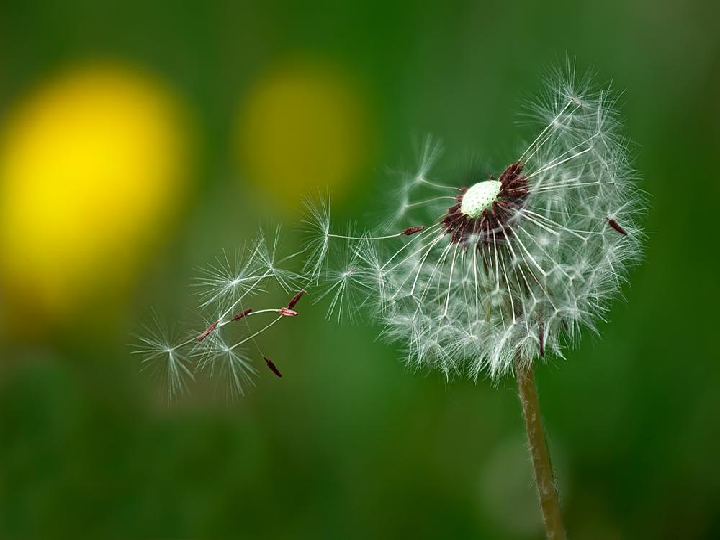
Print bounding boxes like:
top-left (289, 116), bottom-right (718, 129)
top-left (307, 62), bottom-right (644, 539)
top-left (192, 330), bottom-right (258, 401)
top-left (310, 224), bottom-right (373, 323)
top-left (133, 317), bottom-right (195, 402)
top-left (135, 226), bottom-right (306, 400)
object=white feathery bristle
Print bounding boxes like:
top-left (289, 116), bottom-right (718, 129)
top-left (133, 320), bottom-right (195, 400)
top-left (312, 226), bottom-right (367, 323)
top-left (301, 194), bottom-right (331, 282)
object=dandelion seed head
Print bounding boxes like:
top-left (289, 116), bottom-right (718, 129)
top-left (318, 65), bottom-right (644, 380)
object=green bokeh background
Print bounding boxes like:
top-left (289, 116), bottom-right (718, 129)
top-left (1, 0), bottom-right (719, 538)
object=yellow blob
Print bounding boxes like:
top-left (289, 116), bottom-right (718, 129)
top-left (239, 62), bottom-right (371, 209)
top-left (0, 65), bottom-right (190, 326)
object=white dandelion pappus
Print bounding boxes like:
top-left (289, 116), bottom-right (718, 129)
top-left (133, 316), bottom-right (195, 401)
top-left (308, 66), bottom-right (644, 380)
top-left (192, 329), bottom-right (258, 401)
top-left (301, 193), bottom-right (331, 283)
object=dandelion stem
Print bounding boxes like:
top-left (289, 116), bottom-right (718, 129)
top-left (515, 357), bottom-right (566, 540)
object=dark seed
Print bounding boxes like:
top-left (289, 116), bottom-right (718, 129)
top-left (607, 218), bottom-right (627, 236)
top-left (287, 290), bottom-right (305, 309)
top-left (197, 321), bottom-right (218, 342)
top-left (401, 226), bottom-right (424, 236)
top-left (232, 308), bottom-right (252, 321)
top-left (264, 356), bottom-right (282, 377)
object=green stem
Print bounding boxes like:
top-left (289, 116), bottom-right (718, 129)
top-left (515, 357), bottom-right (566, 540)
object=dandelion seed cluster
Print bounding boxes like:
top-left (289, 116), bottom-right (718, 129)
top-left (135, 226), bottom-right (306, 400)
top-left (308, 66), bottom-right (644, 379)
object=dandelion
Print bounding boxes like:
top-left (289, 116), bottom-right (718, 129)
top-left (309, 63), bottom-right (644, 539)
top-left (135, 226), bottom-right (307, 401)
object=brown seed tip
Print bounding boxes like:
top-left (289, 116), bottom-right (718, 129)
top-left (197, 321), bottom-right (218, 342)
top-left (278, 307), bottom-right (298, 317)
top-left (232, 308), bottom-right (252, 321)
top-left (402, 226), bottom-right (424, 236)
top-left (607, 218), bottom-right (627, 236)
top-left (287, 290), bottom-right (306, 309)
top-left (264, 356), bottom-right (283, 377)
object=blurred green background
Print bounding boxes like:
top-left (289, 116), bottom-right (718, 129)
top-left (1, 0), bottom-right (719, 538)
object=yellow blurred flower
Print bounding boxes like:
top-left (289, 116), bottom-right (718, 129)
top-left (0, 65), bottom-right (190, 329)
top-left (238, 61), bottom-right (373, 210)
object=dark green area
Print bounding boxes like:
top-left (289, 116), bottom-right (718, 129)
top-left (1, 0), bottom-right (719, 538)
